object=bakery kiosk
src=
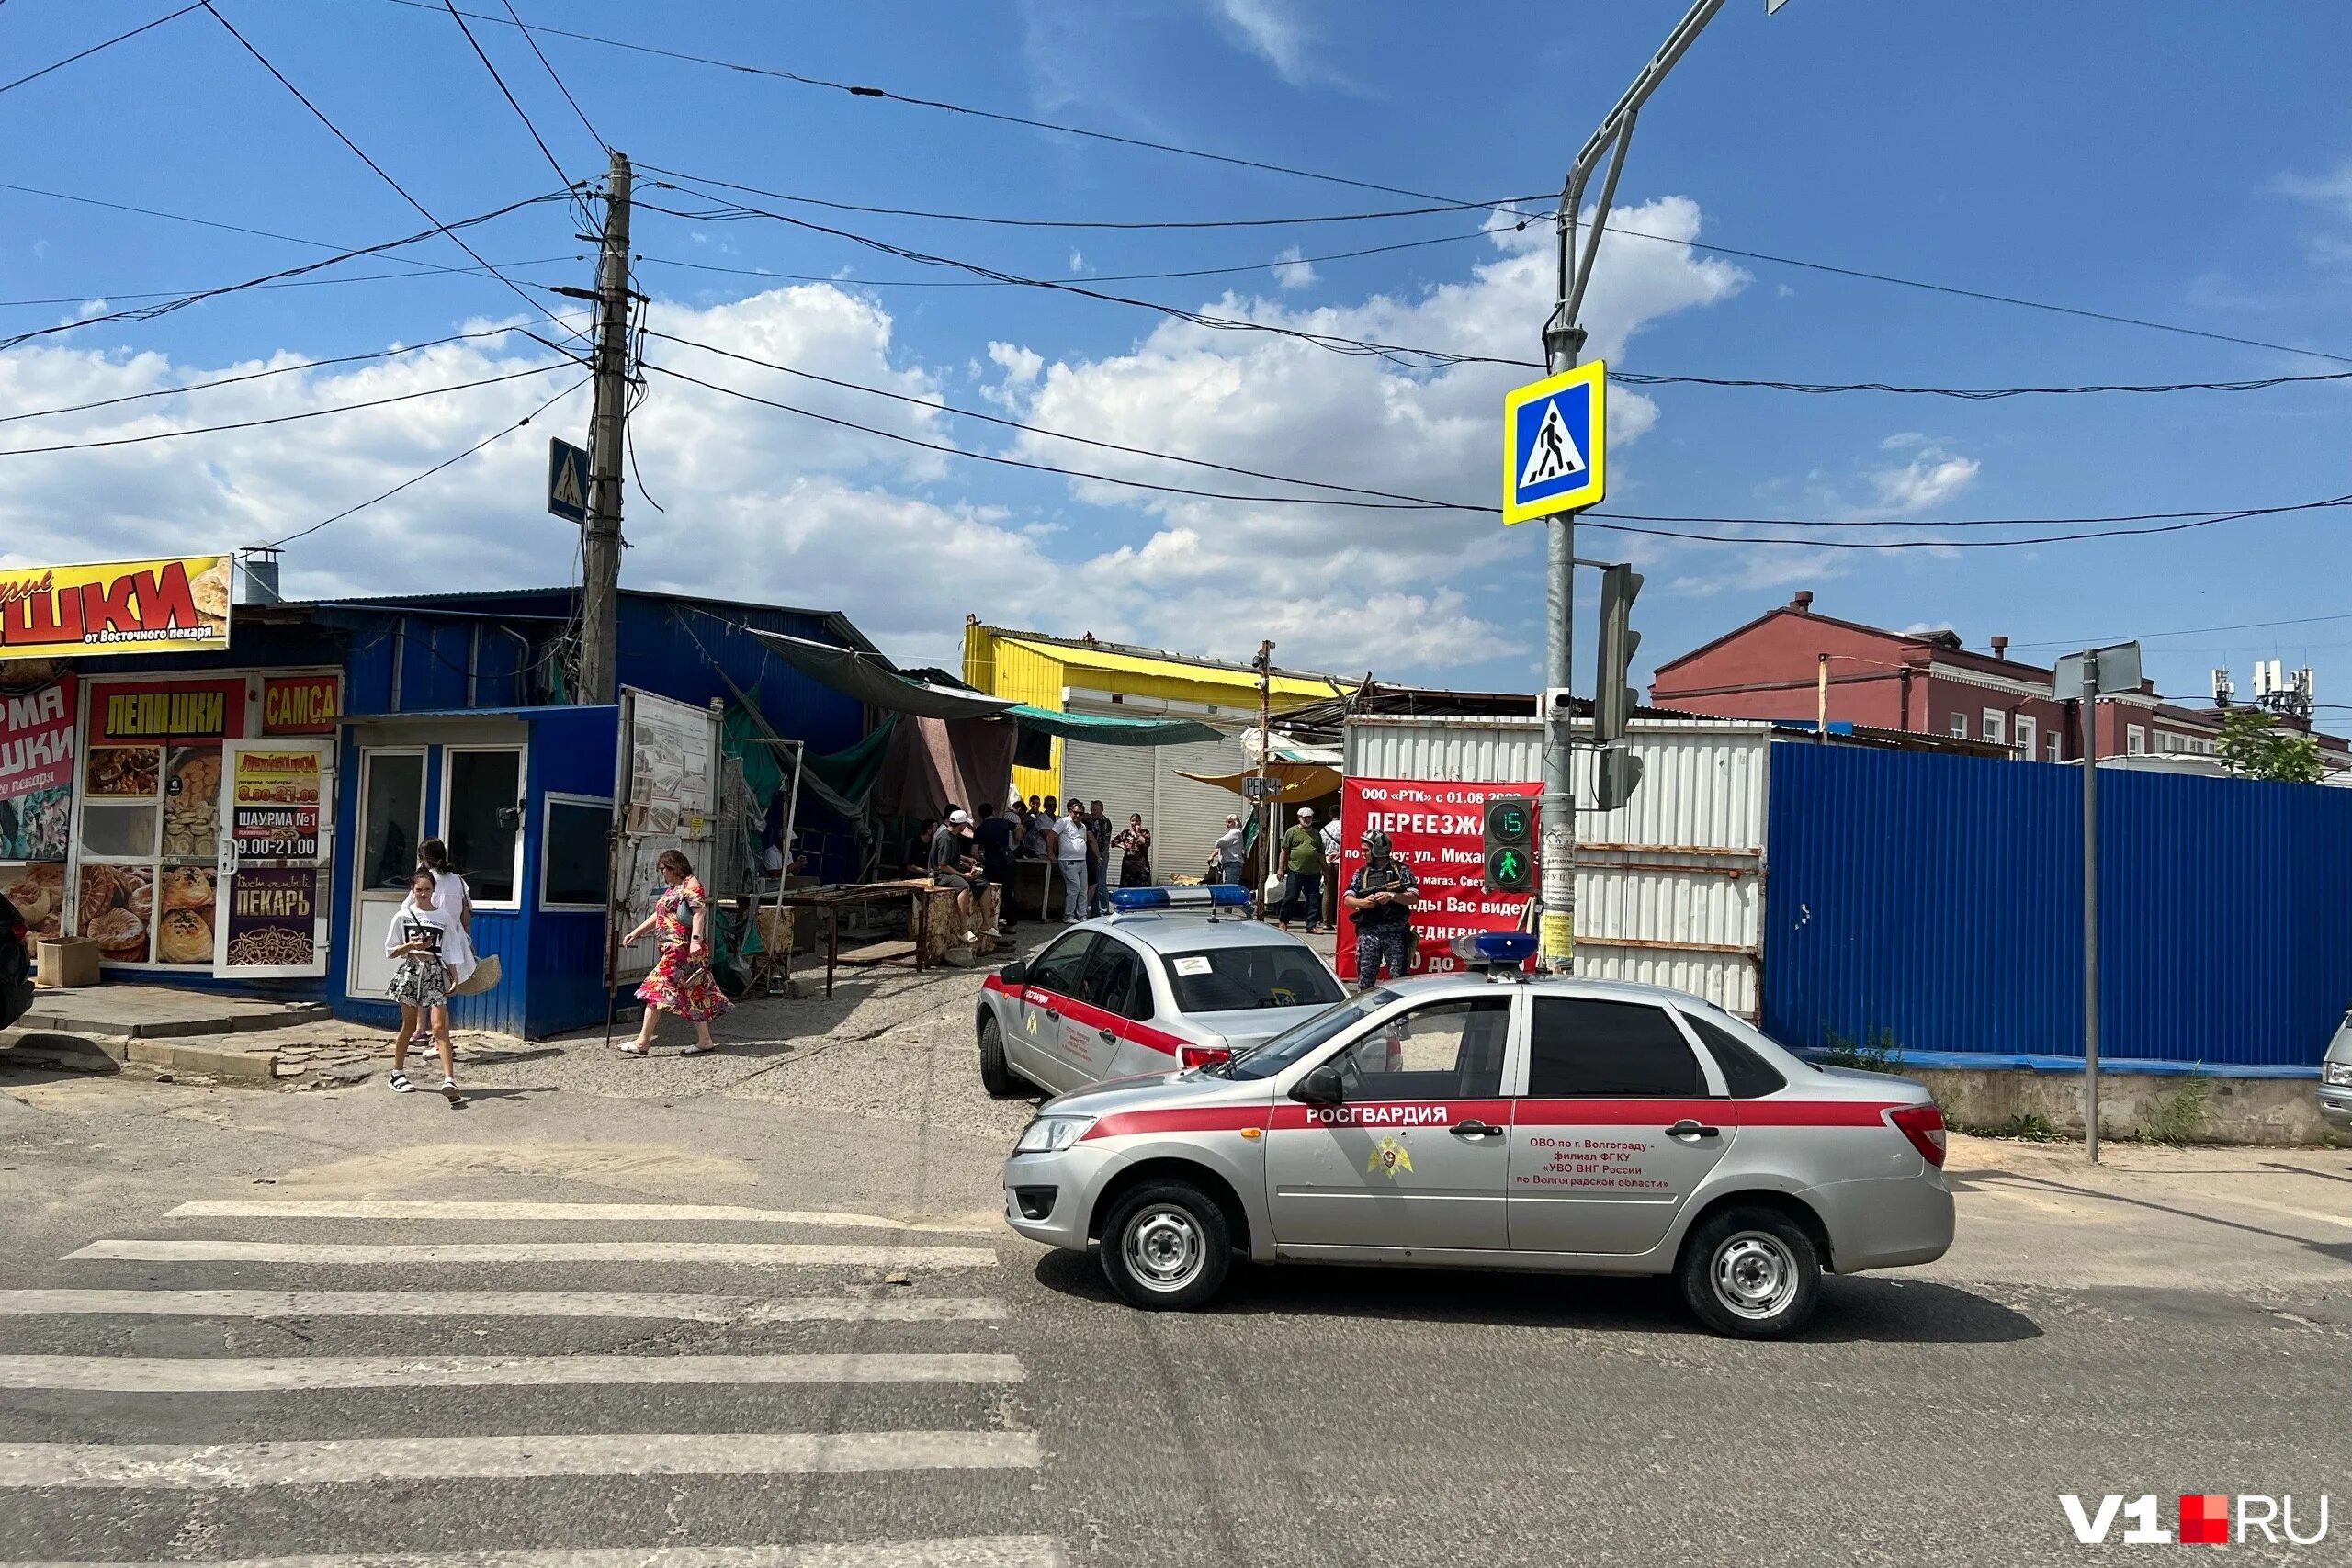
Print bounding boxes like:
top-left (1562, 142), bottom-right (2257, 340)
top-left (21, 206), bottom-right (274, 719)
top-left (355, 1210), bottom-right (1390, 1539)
top-left (67, 667), bottom-right (343, 985)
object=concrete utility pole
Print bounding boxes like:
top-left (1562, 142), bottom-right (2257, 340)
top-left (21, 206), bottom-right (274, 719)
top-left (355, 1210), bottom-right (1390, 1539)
top-left (2080, 666), bottom-right (2100, 1164)
top-left (1537, 0), bottom-right (1761, 970)
top-left (576, 150), bottom-right (633, 705)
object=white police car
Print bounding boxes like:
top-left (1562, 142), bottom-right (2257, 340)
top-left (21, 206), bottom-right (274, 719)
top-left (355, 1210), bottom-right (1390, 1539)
top-left (978, 884), bottom-right (1345, 1098)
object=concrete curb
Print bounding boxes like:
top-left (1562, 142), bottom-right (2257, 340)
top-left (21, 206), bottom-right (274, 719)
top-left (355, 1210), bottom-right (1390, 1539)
top-left (15, 996), bottom-right (331, 1040)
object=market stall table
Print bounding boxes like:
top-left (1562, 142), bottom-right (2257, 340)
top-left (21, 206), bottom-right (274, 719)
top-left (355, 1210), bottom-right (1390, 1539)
top-left (769, 880), bottom-right (1000, 998)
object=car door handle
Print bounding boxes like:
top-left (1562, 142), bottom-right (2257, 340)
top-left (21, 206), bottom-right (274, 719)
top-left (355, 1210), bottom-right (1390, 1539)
top-left (1665, 1118), bottom-right (1721, 1139)
top-left (1450, 1119), bottom-right (1505, 1139)
top-left (1097, 1029), bottom-right (1117, 1043)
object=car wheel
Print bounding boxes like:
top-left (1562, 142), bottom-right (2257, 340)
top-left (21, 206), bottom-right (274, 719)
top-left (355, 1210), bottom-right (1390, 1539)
top-left (978, 1013), bottom-right (1022, 1098)
top-left (1099, 1180), bottom-right (1231, 1311)
top-left (1679, 1206), bottom-right (1821, 1339)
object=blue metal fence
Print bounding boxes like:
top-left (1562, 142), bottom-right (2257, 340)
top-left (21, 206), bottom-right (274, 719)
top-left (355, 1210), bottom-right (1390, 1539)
top-left (1764, 742), bottom-right (2347, 1075)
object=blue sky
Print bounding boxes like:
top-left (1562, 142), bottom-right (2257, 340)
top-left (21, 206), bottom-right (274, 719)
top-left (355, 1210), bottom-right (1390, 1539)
top-left (5, 0), bottom-right (2351, 708)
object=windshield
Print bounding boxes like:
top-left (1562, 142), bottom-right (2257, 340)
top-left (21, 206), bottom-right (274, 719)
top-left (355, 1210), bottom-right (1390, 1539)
top-left (1222, 988), bottom-right (1397, 1079)
top-left (1160, 945), bottom-right (1343, 1014)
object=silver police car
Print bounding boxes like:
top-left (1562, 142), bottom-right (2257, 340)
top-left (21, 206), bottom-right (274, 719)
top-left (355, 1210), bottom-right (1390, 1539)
top-left (2321, 1009), bottom-right (2352, 1135)
top-left (1002, 953), bottom-right (1954, 1338)
top-left (976, 884), bottom-right (1343, 1099)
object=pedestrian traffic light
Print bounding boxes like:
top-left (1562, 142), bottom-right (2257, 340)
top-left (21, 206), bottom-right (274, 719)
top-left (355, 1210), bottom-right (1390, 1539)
top-left (1483, 795), bottom-right (1534, 894)
top-left (1595, 563), bottom-right (1643, 747)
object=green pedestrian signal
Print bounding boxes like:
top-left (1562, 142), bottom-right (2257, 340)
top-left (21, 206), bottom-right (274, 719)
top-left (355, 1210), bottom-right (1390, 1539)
top-left (1483, 795), bottom-right (1535, 894)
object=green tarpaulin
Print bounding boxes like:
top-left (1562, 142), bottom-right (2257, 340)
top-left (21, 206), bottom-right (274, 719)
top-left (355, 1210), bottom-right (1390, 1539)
top-left (1004, 704), bottom-right (1222, 747)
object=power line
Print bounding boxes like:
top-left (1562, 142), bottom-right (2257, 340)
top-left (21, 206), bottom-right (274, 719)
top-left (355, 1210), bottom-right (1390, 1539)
top-left (379, 0), bottom-right (1520, 216)
top-left (640, 351), bottom-right (2352, 549)
top-left (260, 375), bottom-right (589, 549)
top-left (378, 4), bottom-right (2352, 369)
top-left (201, 1), bottom-right (582, 344)
top-left (638, 226), bottom-right (1498, 292)
top-left (2010, 609), bottom-right (2352, 651)
top-left (1613, 366), bottom-right (2352, 399)
top-left (1, 361), bottom-right (567, 456)
top-left (435, 0), bottom-right (587, 213)
top-left (0, 191), bottom-right (574, 355)
top-left (639, 186), bottom-right (1506, 371)
top-left (502, 0), bottom-right (604, 152)
top-left (648, 327), bottom-right (1474, 507)
top-left (0, 1), bottom-right (203, 97)
top-left (0, 180), bottom-right (570, 293)
top-left (0, 255), bottom-right (582, 310)
top-left (0, 320), bottom-right (589, 423)
top-left (641, 358), bottom-right (1450, 511)
top-left (638, 162), bottom-right (1547, 231)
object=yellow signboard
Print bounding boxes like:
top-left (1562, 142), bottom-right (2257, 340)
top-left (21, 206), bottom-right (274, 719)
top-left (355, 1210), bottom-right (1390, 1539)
top-left (0, 556), bottom-right (232, 662)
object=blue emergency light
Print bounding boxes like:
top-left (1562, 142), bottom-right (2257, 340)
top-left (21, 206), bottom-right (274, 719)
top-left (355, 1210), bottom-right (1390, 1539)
top-left (1109, 884), bottom-right (1252, 914)
top-left (1451, 931), bottom-right (1538, 967)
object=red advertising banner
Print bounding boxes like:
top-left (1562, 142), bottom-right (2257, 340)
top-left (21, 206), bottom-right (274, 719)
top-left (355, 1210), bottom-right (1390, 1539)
top-left (1335, 775), bottom-right (1540, 981)
top-left (0, 672), bottom-right (74, 804)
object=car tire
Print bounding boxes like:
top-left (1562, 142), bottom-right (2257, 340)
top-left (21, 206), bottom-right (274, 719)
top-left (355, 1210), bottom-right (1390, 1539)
top-left (1098, 1180), bottom-right (1231, 1311)
top-left (978, 1013), bottom-right (1023, 1099)
top-left (1679, 1205), bottom-right (1821, 1339)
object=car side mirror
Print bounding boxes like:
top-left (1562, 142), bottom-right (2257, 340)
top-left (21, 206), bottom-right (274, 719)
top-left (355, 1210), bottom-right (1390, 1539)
top-left (999, 960), bottom-right (1028, 985)
top-left (1291, 1064), bottom-right (1345, 1105)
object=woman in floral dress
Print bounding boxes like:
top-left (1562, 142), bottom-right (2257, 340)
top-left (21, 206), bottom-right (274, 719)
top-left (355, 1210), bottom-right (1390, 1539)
top-left (620, 850), bottom-right (729, 1055)
top-left (1113, 814), bottom-right (1154, 886)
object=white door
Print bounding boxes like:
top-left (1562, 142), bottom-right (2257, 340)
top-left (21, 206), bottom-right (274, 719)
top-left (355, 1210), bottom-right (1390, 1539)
top-left (347, 747), bottom-right (426, 997)
top-left (213, 739), bottom-right (336, 978)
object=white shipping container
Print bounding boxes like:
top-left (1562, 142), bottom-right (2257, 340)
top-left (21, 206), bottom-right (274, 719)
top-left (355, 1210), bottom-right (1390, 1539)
top-left (1340, 716), bottom-right (1770, 1017)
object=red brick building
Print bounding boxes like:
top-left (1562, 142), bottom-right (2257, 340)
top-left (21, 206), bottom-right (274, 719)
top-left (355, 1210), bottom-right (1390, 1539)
top-left (1648, 590), bottom-right (2346, 767)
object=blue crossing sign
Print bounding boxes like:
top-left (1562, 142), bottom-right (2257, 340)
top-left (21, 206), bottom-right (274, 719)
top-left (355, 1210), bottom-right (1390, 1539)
top-left (1502, 361), bottom-right (1606, 525)
top-left (547, 437), bottom-right (591, 524)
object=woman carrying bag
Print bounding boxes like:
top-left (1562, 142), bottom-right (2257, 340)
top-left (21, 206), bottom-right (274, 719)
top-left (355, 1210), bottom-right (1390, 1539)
top-left (620, 849), bottom-right (730, 1055)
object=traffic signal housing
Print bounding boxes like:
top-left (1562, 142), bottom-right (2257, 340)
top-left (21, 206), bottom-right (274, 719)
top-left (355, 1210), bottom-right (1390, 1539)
top-left (1595, 563), bottom-right (1643, 745)
top-left (1482, 795), bottom-right (1534, 894)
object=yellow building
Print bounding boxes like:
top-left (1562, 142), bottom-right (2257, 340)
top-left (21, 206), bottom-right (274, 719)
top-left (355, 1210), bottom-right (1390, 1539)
top-left (962, 621), bottom-right (1350, 868)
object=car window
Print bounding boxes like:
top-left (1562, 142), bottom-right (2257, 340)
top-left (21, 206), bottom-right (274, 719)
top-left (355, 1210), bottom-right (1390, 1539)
top-left (1223, 989), bottom-right (1395, 1079)
top-left (1527, 998), bottom-right (1704, 1098)
top-left (1682, 1013), bottom-right (1786, 1098)
top-left (1329, 996), bottom-right (1510, 1100)
top-left (1025, 931), bottom-right (1097, 996)
top-left (1159, 944), bottom-right (1342, 1014)
top-left (1078, 938), bottom-right (1154, 1021)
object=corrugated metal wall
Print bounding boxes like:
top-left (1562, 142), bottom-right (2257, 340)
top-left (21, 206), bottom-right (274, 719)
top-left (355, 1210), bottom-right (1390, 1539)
top-left (1765, 741), bottom-right (2351, 1070)
top-left (1341, 717), bottom-right (1770, 1015)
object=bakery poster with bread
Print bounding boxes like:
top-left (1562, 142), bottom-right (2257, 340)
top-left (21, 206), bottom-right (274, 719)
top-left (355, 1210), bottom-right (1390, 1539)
top-left (0, 557), bottom-right (232, 660)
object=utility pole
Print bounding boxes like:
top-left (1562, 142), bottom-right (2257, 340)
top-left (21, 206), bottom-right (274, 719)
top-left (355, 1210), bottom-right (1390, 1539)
top-left (576, 149), bottom-right (633, 705)
top-left (1537, 0), bottom-right (1759, 970)
top-left (1253, 639), bottom-right (1274, 922)
top-left (2079, 663), bottom-right (2100, 1164)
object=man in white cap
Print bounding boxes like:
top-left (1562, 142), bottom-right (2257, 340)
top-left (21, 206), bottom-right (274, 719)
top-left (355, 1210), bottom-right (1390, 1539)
top-left (1277, 806), bottom-right (1327, 934)
top-left (929, 808), bottom-right (984, 944)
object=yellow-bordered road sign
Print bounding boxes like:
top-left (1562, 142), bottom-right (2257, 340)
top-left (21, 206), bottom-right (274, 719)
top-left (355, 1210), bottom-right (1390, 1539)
top-left (1502, 361), bottom-right (1606, 524)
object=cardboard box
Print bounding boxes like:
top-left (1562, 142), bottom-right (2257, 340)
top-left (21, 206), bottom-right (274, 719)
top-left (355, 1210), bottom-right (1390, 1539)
top-left (36, 937), bottom-right (100, 989)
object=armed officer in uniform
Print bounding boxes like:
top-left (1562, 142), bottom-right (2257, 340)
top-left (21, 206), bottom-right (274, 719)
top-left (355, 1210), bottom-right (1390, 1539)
top-left (1340, 828), bottom-right (1419, 992)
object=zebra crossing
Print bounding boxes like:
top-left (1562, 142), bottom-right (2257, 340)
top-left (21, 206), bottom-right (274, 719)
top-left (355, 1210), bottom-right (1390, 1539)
top-left (0, 1196), bottom-right (1067, 1568)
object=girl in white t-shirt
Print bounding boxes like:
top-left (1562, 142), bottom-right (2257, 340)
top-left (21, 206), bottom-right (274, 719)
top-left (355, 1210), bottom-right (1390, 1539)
top-left (385, 868), bottom-right (476, 1101)
top-left (417, 838), bottom-right (473, 934)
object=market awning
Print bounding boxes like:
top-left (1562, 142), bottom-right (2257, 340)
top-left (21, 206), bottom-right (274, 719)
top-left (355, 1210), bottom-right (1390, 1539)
top-left (748, 630), bottom-right (1015, 720)
top-left (1176, 761), bottom-right (1342, 799)
top-left (1006, 705), bottom-right (1223, 747)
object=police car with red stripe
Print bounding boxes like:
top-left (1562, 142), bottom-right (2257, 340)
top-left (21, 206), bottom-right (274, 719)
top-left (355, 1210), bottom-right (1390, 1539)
top-left (977, 883), bottom-right (1343, 1098)
top-left (1001, 931), bottom-right (1953, 1337)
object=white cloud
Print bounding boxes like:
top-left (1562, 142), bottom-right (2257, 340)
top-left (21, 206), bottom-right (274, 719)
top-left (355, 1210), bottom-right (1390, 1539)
top-left (2275, 159), bottom-right (2352, 218)
top-left (1868, 439), bottom-right (1979, 514)
top-left (980, 341), bottom-right (1046, 409)
top-left (1208, 0), bottom-right (1340, 88)
top-left (1067, 249), bottom-right (1088, 274)
top-left (1271, 244), bottom-right (1317, 290)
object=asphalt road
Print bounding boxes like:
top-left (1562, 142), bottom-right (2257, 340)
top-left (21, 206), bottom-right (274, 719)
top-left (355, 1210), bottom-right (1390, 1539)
top-left (2, 961), bottom-right (2347, 1567)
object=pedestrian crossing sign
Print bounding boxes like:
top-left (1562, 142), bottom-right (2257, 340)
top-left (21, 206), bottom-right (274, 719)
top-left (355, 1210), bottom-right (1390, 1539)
top-left (1502, 361), bottom-right (1605, 524)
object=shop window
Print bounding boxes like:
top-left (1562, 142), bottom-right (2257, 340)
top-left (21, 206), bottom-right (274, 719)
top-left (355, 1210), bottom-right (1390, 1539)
top-left (446, 748), bottom-right (524, 905)
top-left (541, 795), bottom-right (612, 910)
top-left (360, 751), bottom-right (425, 891)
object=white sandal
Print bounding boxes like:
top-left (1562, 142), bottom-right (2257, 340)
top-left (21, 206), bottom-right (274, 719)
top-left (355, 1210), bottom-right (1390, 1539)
top-left (616, 1043), bottom-right (649, 1055)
